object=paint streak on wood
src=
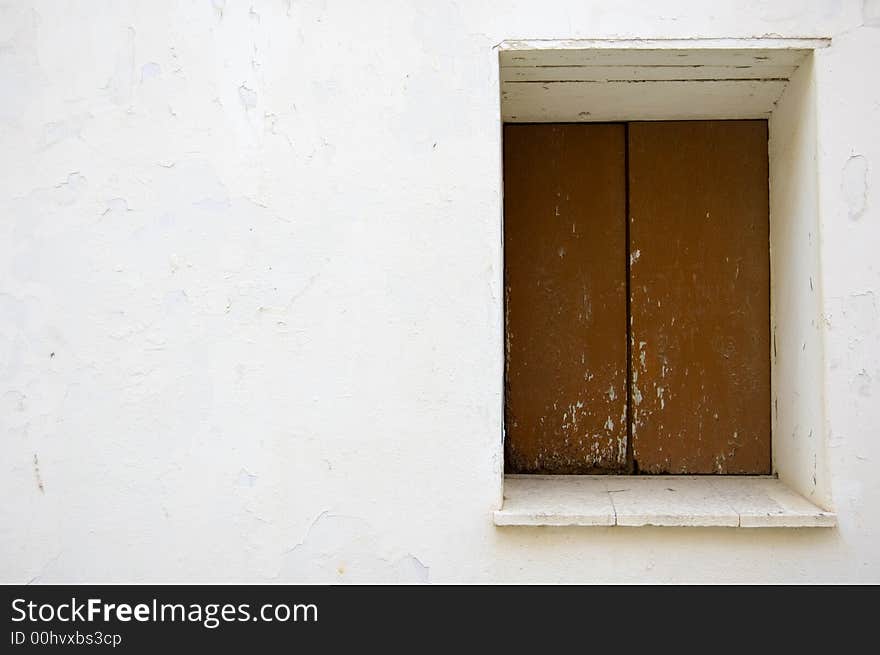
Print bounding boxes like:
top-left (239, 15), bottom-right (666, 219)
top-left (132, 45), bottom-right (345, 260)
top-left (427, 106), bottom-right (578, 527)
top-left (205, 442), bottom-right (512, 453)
top-left (500, 65), bottom-right (797, 83)
top-left (627, 120), bottom-right (771, 474)
top-left (498, 48), bottom-right (810, 68)
top-left (504, 123), bottom-right (627, 473)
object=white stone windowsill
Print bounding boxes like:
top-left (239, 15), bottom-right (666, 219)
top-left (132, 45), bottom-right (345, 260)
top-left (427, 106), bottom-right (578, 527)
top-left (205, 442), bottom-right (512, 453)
top-left (494, 475), bottom-right (836, 528)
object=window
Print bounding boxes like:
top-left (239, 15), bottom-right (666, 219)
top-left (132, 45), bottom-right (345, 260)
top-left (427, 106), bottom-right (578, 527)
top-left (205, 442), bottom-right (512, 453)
top-left (494, 40), bottom-right (835, 527)
top-left (504, 120), bottom-right (770, 475)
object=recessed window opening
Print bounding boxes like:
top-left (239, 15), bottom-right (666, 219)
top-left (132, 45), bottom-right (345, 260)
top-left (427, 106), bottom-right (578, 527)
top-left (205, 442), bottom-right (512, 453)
top-left (499, 43), bottom-right (828, 498)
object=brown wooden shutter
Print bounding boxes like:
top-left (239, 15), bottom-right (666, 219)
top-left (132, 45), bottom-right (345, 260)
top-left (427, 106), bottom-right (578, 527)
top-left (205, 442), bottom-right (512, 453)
top-left (503, 123), bottom-right (628, 473)
top-left (627, 120), bottom-right (771, 474)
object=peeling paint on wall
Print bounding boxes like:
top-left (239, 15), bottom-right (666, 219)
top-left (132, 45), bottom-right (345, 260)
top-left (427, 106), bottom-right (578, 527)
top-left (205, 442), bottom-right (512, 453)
top-left (32, 455), bottom-right (44, 494)
top-left (281, 513), bottom-right (429, 584)
top-left (842, 154), bottom-right (869, 219)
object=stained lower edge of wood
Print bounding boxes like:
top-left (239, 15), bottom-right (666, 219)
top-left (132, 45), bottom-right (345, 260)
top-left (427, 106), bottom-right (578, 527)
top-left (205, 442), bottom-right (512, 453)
top-left (493, 475), bottom-right (836, 528)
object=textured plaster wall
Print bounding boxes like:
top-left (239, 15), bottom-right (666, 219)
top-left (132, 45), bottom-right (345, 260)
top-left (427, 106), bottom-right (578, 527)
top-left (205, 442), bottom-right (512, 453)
top-left (1, 0), bottom-right (878, 583)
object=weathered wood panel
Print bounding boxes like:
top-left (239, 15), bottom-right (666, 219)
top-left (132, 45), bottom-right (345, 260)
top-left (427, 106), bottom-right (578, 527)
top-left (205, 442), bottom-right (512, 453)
top-left (627, 120), bottom-right (771, 474)
top-left (501, 65), bottom-right (796, 83)
top-left (504, 123), bottom-right (628, 473)
top-left (500, 80), bottom-right (786, 122)
top-left (499, 48), bottom-right (810, 68)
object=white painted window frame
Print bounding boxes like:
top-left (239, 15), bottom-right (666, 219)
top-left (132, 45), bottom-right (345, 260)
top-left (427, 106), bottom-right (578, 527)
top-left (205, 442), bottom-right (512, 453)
top-left (493, 38), bottom-right (835, 528)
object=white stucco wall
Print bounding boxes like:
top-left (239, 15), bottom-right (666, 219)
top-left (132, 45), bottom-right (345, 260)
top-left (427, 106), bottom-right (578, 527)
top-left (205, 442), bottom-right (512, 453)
top-left (1, 0), bottom-right (878, 583)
